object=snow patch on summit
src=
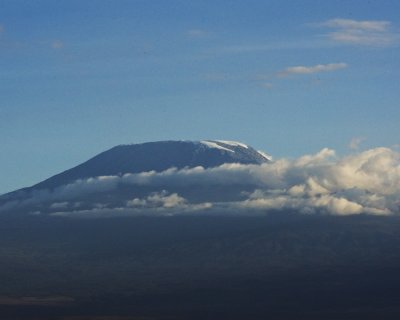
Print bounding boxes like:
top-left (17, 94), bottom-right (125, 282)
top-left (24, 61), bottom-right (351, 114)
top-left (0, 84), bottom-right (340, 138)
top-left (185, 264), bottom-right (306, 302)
top-left (200, 141), bottom-right (234, 153)
top-left (257, 150), bottom-right (273, 161)
top-left (216, 140), bottom-right (249, 149)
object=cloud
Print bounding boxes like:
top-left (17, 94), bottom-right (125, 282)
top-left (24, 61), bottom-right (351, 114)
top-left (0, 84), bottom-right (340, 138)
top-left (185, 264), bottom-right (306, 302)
top-left (1, 147), bottom-right (400, 217)
top-left (50, 201), bottom-right (69, 209)
top-left (52, 191), bottom-right (212, 217)
top-left (278, 63), bottom-right (347, 77)
top-left (128, 190), bottom-right (191, 209)
top-left (322, 19), bottom-right (390, 31)
top-left (127, 190), bottom-right (213, 212)
top-left (320, 18), bottom-right (398, 47)
top-left (239, 193), bottom-right (366, 215)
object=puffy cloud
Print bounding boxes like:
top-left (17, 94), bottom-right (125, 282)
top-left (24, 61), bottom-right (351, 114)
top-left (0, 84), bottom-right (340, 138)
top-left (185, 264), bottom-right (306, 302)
top-left (1, 147), bottom-right (400, 217)
top-left (278, 63), bottom-right (347, 77)
top-left (228, 147), bottom-right (399, 216)
top-left (320, 18), bottom-right (398, 47)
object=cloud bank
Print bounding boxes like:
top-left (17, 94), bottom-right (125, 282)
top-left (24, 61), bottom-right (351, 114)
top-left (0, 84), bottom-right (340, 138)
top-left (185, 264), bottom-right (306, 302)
top-left (1, 147), bottom-right (399, 217)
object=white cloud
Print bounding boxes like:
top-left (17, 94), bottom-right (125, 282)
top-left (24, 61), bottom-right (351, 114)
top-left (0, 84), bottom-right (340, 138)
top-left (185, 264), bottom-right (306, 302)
top-left (320, 18), bottom-right (398, 47)
top-left (238, 190), bottom-right (387, 216)
top-left (278, 63), bottom-right (347, 77)
top-left (323, 19), bottom-right (390, 32)
top-left (242, 195), bottom-right (352, 215)
top-left (127, 190), bottom-right (187, 209)
top-left (128, 191), bottom-right (212, 212)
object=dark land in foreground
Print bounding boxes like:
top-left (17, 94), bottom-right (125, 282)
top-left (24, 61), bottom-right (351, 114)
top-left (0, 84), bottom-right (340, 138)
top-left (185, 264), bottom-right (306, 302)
top-left (1, 213), bottom-right (400, 319)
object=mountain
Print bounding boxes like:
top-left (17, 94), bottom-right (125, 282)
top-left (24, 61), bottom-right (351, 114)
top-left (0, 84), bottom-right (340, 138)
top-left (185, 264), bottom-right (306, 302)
top-left (30, 140), bottom-right (270, 191)
top-left (0, 140), bottom-right (271, 215)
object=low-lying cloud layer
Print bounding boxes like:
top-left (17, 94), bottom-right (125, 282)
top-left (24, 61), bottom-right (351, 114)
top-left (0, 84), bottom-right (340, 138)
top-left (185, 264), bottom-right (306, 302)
top-left (1, 147), bottom-right (399, 217)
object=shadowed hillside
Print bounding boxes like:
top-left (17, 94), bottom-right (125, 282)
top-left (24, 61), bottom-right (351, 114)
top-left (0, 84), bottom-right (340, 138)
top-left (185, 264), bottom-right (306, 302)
top-left (1, 213), bottom-right (400, 319)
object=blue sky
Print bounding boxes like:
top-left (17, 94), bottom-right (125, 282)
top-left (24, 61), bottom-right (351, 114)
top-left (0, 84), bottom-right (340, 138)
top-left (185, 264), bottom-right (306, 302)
top-left (1, 0), bottom-right (399, 194)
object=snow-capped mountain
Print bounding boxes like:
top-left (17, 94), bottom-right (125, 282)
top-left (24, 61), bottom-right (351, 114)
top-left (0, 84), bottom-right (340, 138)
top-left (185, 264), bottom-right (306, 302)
top-left (24, 140), bottom-right (270, 191)
top-left (0, 140), bottom-right (271, 215)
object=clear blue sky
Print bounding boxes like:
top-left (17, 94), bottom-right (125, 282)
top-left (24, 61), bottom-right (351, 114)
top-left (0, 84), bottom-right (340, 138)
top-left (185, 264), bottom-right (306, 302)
top-left (1, 0), bottom-right (399, 194)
